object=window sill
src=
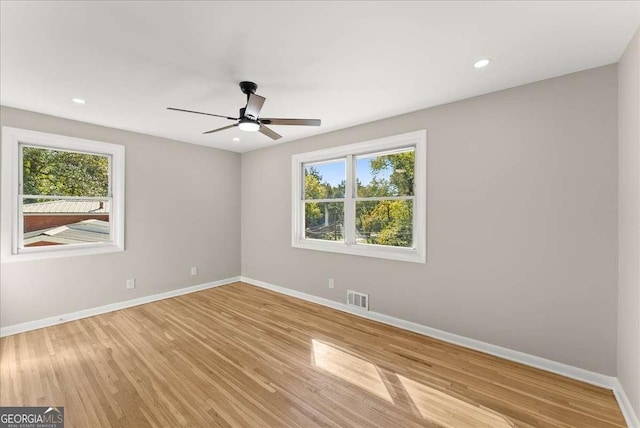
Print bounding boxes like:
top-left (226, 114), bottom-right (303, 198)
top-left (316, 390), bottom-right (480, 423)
top-left (292, 239), bottom-right (426, 263)
top-left (1, 244), bottom-right (124, 263)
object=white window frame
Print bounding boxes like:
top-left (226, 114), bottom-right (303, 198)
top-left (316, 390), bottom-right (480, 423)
top-left (1, 127), bottom-right (125, 262)
top-left (292, 130), bottom-right (426, 263)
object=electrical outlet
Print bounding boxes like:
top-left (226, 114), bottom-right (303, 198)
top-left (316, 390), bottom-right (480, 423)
top-left (328, 278), bottom-right (334, 289)
top-left (126, 278), bottom-right (135, 289)
top-left (190, 266), bottom-right (198, 276)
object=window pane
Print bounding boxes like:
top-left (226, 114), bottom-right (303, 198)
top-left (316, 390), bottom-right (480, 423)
top-left (305, 201), bottom-right (344, 241)
top-left (356, 150), bottom-right (414, 197)
top-left (304, 160), bottom-right (345, 199)
top-left (22, 146), bottom-right (109, 197)
top-left (356, 200), bottom-right (413, 247)
top-left (22, 198), bottom-right (110, 247)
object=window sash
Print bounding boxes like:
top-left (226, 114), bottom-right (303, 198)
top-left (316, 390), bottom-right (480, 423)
top-left (352, 196), bottom-right (416, 249)
top-left (18, 240), bottom-right (115, 255)
top-left (354, 149), bottom-right (415, 198)
top-left (19, 195), bottom-right (113, 251)
top-left (19, 143), bottom-right (113, 198)
top-left (302, 158), bottom-right (346, 201)
top-left (303, 200), bottom-right (345, 241)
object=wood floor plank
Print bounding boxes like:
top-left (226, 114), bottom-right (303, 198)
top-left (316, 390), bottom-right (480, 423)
top-left (0, 282), bottom-right (627, 427)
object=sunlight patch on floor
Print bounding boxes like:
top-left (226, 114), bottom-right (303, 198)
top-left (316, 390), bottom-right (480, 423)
top-left (398, 374), bottom-right (515, 428)
top-left (312, 338), bottom-right (514, 427)
top-left (311, 339), bottom-right (393, 403)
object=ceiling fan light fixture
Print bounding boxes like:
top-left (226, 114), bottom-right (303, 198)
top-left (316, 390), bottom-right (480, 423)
top-left (239, 120), bottom-right (260, 132)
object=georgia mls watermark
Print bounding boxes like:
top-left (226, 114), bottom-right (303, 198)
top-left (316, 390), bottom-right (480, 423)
top-left (0, 407), bottom-right (64, 428)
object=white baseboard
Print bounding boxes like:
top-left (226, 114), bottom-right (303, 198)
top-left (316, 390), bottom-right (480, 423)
top-left (242, 276), bottom-right (640, 426)
top-left (613, 378), bottom-right (640, 428)
top-left (240, 276), bottom-right (616, 389)
top-left (0, 276), bottom-right (241, 337)
top-left (241, 276), bottom-right (640, 426)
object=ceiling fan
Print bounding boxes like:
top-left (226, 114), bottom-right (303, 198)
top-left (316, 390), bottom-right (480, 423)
top-left (167, 81), bottom-right (321, 140)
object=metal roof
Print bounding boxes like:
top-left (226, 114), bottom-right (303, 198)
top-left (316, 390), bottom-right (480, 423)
top-left (24, 219), bottom-right (110, 246)
top-left (23, 200), bottom-right (110, 214)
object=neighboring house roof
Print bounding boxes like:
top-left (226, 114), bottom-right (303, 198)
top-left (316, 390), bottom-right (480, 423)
top-left (23, 199), bottom-right (110, 214)
top-left (24, 219), bottom-right (110, 246)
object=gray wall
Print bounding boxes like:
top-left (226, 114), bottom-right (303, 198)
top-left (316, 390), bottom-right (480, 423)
top-left (241, 65), bottom-right (619, 375)
top-left (0, 106), bottom-right (241, 327)
top-left (618, 28), bottom-right (640, 418)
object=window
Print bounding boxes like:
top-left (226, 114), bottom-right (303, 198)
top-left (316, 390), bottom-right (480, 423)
top-left (1, 127), bottom-right (125, 262)
top-left (292, 130), bottom-right (426, 263)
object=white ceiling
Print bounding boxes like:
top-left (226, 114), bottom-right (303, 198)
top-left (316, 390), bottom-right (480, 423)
top-left (1, 1), bottom-right (638, 153)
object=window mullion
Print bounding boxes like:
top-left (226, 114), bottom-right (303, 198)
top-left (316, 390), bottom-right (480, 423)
top-left (16, 145), bottom-right (23, 254)
top-left (345, 154), bottom-right (355, 245)
top-left (18, 144), bottom-right (24, 195)
top-left (17, 197), bottom-right (24, 251)
top-left (108, 154), bottom-right (113, 198)
top-left (297, 162), bottom-right (302, 242)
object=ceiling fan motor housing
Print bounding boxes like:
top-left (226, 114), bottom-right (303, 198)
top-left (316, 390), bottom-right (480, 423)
top-left (239, 81), bottom-right (258, 96)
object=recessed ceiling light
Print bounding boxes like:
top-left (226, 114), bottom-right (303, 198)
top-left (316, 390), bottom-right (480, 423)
top-left (473, 59), bottom-right (491, 69)
top-left (71, 98), bottom-right (86, 104)
top-left (233, 137), bottom-right (240, 141)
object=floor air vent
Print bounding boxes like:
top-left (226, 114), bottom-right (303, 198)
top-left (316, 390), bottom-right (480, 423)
top-left (347, 290), bottom-right (369, 310)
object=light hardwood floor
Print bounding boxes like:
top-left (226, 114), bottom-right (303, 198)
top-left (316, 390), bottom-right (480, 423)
top-left (0, 282), bottom-right (626, 427)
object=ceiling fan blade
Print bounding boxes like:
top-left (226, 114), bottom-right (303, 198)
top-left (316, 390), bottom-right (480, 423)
top-left (167, 107), bottom-right (237, 120)
top-left (259, 124), bottom-right (282, 140)
top-left (259, 118), bottom-right (321, 126)
top-left (202, 123), bottom-right (238, 135)
top-left (244, 94), bottom-right (265, 119)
